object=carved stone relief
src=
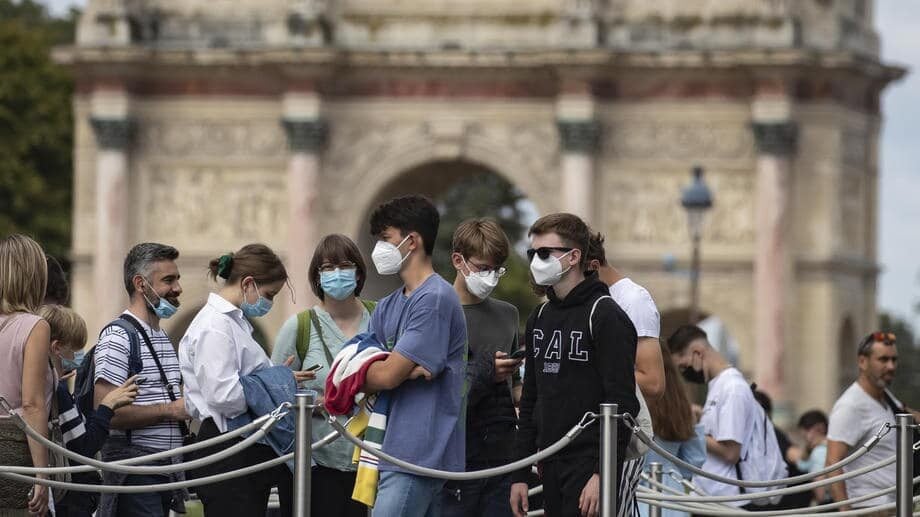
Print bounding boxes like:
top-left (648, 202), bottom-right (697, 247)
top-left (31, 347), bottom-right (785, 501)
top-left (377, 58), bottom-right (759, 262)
top-left (144, 165), bottom-right (287, 249)
top-left (842, 129), bottom-right (867, 167)
top-left (603, 168), bottom-right (754, 245)
top-left (839, 171), bottom-right (864, 252)
top-left (603, 120), bottom-right (755, 161)
top-left (137, 119), bottom-right (287, 158)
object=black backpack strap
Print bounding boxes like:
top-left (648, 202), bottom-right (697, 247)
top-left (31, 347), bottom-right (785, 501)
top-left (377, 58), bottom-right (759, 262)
top-left (120, 314), bottom-right (190, 438)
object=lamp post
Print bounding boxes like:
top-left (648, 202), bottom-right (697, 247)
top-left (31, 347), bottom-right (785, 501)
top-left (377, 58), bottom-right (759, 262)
top-left (681, 165), bottom-right (713, 324)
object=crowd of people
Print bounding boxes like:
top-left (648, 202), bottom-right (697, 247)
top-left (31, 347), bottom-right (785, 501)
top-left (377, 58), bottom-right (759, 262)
top-left (1, 194), bottom-right (918, 517)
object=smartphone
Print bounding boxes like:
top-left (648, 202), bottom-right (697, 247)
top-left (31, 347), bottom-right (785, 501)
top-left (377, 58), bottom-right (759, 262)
top-left (509, 348), bottom-right (527, 360)
top-left (134, 376), bottom-right (148, 385)
top-left (305, 364), bottom-right (323, 372)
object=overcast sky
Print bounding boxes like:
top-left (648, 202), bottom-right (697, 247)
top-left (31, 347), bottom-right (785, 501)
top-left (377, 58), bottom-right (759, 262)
top-left (41, 0), bottom-right (920, 329)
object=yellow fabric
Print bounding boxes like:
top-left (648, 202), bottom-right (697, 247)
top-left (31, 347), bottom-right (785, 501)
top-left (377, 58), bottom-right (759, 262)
top-left (347, 408), bottom-right (379, 507)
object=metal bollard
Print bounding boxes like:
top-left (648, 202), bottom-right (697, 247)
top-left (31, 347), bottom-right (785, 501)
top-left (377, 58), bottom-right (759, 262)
top-left (294, 391), bottom-right (315, 517)
top-left (896, 413), bottom-right (913, 517)
top-left (648, 462), bottom-right (663, 517)
top-left (599, 403), bottom-right (618, 517)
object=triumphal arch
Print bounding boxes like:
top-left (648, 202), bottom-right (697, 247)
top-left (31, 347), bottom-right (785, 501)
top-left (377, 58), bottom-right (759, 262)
top-left (57, 0), bottom-right (902, 418)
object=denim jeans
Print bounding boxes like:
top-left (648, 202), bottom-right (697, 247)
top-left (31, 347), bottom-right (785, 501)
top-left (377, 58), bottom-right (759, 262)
top-left (441, 474), bottom-right (512, 517)
top-left (116, 475), bottom-right (172, 517)
top-left (372, 471), bottom-right (445, 517)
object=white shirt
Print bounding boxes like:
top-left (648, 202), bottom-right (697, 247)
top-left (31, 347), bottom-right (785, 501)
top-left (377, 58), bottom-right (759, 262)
top-left (179, 293), bottom-right (273, 432)
top-left (697, 368), bottom-right (785, 506)
top-left (827, 382), bottom-right (896, 507)
top-left (609, 278), bottom-right (660, 339)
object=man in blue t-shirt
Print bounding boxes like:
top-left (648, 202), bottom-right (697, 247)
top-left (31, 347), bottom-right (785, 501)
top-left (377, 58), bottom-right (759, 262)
top-left (363, 194), bottom-right (468, 517)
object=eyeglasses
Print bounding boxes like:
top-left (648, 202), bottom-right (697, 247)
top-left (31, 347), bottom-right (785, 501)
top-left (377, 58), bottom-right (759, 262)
top-left (526, 247), bottom-right (573, 261)
top-left (858, 331), bottom-right (896, 355)
top-left (318, 261), bottom-right (357, 273)
top-left (465, 258), bottom-right (506, 278)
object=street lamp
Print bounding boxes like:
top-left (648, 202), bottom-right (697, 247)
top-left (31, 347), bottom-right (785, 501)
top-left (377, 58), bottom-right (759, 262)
top-left (681, 165), bottom-right (713, 324)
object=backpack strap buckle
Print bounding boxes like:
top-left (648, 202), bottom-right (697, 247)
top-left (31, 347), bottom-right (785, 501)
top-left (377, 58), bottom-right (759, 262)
top-left (0, 396), bottom-right (13, 416)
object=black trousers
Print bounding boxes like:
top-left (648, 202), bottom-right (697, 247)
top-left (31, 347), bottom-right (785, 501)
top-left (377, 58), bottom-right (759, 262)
top-left (188, 418), bottom-right (293, 517)
top-left (311, 465), bottom-right (368, 517)
top-left (541, 459), bottom-right (623, 517)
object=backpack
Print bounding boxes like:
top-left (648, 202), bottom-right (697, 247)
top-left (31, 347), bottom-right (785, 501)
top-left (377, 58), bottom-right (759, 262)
top-left (73, 318), bottom-right (144, 418)
top-left (295, 299), bottom-right (377, 364)
top-left (535, 295), bottom-right (652, 460)
top-left (736, 384), bottom-right (789, 505)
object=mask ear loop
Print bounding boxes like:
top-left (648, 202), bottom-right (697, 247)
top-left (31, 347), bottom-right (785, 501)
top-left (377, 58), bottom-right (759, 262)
top-left (285, 278), bottom-right (296, 306)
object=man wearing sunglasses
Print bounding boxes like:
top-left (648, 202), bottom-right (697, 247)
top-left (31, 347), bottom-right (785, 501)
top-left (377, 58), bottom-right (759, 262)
top-left (826, 332), bottom-right (920, 513)
top-left (442, 218), bottom-right (522, 517)
top-left (511, 213), bottom-right (639, 517)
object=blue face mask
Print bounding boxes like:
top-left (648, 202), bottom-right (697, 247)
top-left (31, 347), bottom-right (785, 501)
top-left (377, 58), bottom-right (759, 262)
top-left (320, 268), bottom-right (358, 301)
top-left (61, 350), bottom-right (84, 372)
top-left (142, 279), bottom-right (178, 320)
top-left (241, 280), bottom-right (273, 318)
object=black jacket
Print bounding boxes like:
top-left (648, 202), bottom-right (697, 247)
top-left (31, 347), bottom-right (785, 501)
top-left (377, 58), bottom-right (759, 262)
top-left (512, 273), bottom-right (639, 483)
top-left (465, 349), bottom-right (518, 467)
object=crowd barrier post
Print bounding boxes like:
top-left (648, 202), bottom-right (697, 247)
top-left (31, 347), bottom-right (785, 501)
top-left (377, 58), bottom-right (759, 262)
top-left (648, 462), bottom-right (663, 517)
top-left (600, 403), bottom-right (618, 517)
top-left (896, 413), bottom-right (914, 517)
top-left (294, 391), bottom-right (315, 517)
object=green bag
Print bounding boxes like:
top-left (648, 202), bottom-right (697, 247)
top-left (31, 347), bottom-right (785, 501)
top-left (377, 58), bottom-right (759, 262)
top-left (295, 299), bottom-right (377, 365)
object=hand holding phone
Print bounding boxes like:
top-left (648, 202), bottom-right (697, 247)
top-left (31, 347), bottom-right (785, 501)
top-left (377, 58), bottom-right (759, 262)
top-left (508, 348), bottom-right (527, 360)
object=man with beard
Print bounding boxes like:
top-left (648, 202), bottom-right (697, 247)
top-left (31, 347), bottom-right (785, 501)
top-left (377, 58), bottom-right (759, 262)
top-left (826, 332), bottom-right (920, 514)
top-left (92, 243), bottom-right (190, 517)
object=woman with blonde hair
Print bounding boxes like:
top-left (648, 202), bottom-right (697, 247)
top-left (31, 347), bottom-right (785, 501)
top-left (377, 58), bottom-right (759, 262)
top-left (0, 234), bottom-right (54, 515)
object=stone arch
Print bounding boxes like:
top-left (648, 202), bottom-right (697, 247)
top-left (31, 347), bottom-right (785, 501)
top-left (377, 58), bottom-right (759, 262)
top-left (320, 120), bottom-right (559, 240)
top-left (837, 316), bottom-right (857, 392)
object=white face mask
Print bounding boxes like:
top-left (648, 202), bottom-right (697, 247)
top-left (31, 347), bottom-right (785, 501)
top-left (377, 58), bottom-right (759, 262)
top-left (530, 250), bottom-right (574, 286)
top-left (372, 235), bottom-right (411, 276)
top-left (462, 257), bottom-right (501, 299)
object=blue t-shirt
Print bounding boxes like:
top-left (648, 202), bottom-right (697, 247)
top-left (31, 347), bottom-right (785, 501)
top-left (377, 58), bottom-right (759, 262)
top-left (369, 273), bottom-right (468, 473)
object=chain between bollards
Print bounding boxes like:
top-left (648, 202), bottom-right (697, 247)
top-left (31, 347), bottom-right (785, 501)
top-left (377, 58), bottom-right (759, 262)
top-left (294, 390), bottom-right (315, 517)
top-left (896, 413), bottom-right (914, 517)
top-left (649, 462), bottom-right (663, 517)
top-left (600, 403), bottom-right (618, 517)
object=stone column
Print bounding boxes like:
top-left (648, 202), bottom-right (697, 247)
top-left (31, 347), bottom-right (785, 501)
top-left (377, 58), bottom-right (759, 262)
top-left (90, 116), bottom-right (133, 331)
top-left (751, 120), bottom-right (797, 403)
top-left (556, 85), bottom-right (600, 224)
top-left (282, 92), bottom-right (326, 315)
top-left (557, 120), bottom-right (601, 222)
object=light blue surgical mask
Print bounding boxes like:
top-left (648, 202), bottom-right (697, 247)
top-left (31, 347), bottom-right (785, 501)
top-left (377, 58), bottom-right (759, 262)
top-left (241, 280), bottom-right (273, 318)
top-left (61, 350), bottom-right (84, 372)
top-left (142, 278), bottom-right (178, 320)
top-left (320, 268), bottom-right (358, 301)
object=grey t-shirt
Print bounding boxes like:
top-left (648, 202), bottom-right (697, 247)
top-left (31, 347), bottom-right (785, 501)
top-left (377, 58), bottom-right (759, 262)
top-left (827, 382), bottom-right (896, 507)
top-left (464, 297), bottom-right (520, 380)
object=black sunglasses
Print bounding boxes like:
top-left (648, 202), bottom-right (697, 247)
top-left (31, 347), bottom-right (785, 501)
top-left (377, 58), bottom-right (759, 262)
top-left (526, 247), bottom-right (574, 261)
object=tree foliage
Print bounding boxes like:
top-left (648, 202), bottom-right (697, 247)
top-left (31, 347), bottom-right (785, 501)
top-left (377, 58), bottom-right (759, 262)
top-left (0, 0), bottom-right (77, 258)
top-left (432, 172), bottom-right (540, 328)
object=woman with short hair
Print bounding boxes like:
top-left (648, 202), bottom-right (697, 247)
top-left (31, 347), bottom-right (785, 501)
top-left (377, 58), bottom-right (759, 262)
top-left (271, 234), bottom-right (376, 517)
top-left (0, 234), bottom-right (54, 516)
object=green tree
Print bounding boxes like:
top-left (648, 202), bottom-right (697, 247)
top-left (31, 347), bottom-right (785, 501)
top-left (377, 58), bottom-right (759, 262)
top-left (0, 0), bottom-right (77, 259)
top-left (432, 172), bottom-right (540, 328)
top-left (879, 312), bottom-right (920, 410)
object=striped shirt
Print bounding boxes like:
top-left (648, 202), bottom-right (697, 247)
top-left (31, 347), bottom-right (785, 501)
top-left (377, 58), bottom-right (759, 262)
top-left (93, 310), bottom-right (183, 451)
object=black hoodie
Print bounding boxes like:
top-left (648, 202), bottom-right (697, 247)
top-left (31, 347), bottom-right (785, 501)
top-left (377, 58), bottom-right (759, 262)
top-left (512, 273), bottom-right (639, 483)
